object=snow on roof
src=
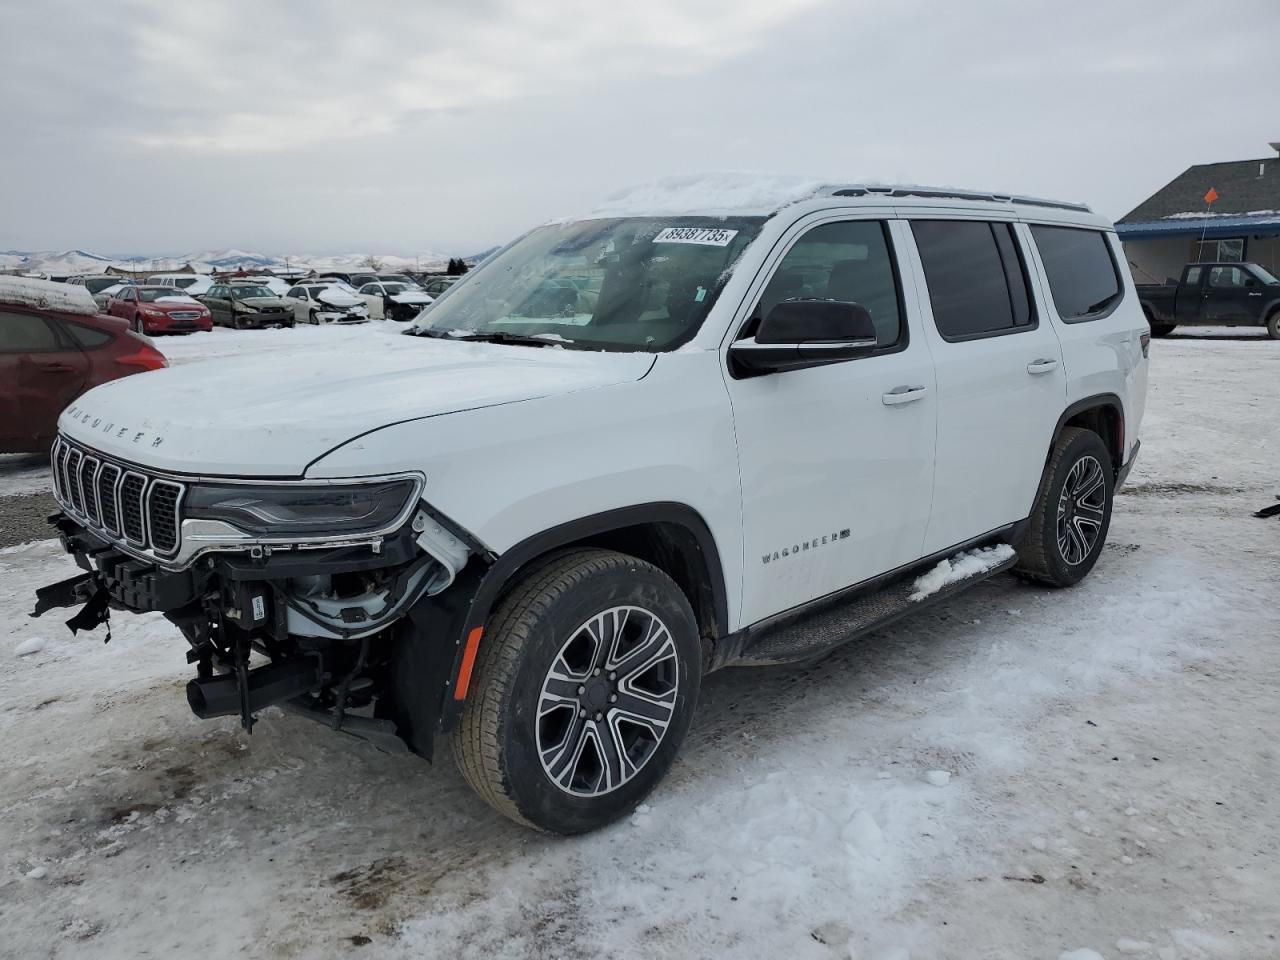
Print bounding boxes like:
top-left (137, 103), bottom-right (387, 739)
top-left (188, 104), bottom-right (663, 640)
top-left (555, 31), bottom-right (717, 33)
top-left (0, 275), bottom-right (99, 315)
top-left (583, 172), bottom-right (833, 219)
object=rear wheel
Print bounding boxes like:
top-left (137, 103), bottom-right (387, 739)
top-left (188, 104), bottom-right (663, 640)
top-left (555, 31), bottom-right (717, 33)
top-left (1014, 427), bottom-right (1114, 587)
top-left (1266, 310), bottom-right (1280, 340)
top-left (1148, 322), bottom-right (1176, 337)
top-left (453, 549), bottom-right (702, 834)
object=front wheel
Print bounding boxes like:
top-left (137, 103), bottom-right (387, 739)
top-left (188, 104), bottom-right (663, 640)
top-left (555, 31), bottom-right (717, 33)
top-left (1149, 322), bottom-right (1176, 337)
top-left (1266, 310), bottom-right (1280, 340)
top-left (132, 314), bottom-right (144, 334)
top-left (453, 549), bottom-right (702, 834)
top-left (1014, 426), bottom-right (1114, 587)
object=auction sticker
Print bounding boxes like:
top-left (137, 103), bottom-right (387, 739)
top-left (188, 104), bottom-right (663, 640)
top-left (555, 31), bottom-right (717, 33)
top-left (652, 227), bottom-right (738, 246)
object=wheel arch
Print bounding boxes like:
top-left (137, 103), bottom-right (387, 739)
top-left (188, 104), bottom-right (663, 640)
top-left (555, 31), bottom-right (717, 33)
top-left (1050, 394), bottom-right (1125, 476)
top-left (435, 502), bottom-right (728, 732)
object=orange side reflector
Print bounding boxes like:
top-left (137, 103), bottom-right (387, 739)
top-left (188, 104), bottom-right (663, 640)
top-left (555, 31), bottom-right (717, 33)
top-left (454, 626), bottom-right (484, 701)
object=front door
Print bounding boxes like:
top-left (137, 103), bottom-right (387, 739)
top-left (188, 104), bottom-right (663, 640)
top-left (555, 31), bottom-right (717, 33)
top-left (725, 217), bottom-right (938, 627)
top-left (1203, 264), bottom-right (1257, 324)
top-left (903, 218), bottom-right (1066, 554)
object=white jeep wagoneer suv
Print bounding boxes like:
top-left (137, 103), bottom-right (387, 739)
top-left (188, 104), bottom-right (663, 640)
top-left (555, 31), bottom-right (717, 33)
top-left (36, 175), bottom-right (1148, 834)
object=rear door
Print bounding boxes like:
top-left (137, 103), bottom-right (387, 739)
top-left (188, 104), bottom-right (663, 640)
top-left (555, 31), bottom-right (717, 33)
top-left (902, 216), bottom-right (1066, 555)
top-left (725, 214), bottom-right (938, 625)
top-left (1175, 266), bottom-right (1205, 323)
top-left (0, 309), bottom-right (89, 450)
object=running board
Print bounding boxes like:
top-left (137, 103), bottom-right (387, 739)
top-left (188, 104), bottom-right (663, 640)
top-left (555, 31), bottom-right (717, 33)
top-left (731, 549), bottom-right (1018, 666)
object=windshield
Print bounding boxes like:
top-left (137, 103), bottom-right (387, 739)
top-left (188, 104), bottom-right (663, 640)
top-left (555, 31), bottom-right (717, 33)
top-left (1251, 264), bottom-right (1280, 284)
top-left (411, 217), bottom-right (765, 351)
top-left (85, 277), bottom-right (119, 294)
top-left (231, 285), bottom-right (270, 298)
top-left (139, 287), bottom-right (185, 301)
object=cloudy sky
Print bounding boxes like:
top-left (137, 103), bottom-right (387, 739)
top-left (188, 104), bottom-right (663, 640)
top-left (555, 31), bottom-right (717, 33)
top-left (3, 0), bottom-right (1277, 256)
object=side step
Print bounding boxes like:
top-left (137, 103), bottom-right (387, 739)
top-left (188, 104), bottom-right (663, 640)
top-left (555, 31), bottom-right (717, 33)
top-left (732, 547), bottom-right (1017, 666)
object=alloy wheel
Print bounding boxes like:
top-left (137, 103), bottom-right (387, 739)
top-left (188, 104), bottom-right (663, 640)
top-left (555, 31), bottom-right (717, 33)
top-left (536, 605), bottom-right (679, 797)
top-left (1056, 454), bottom-right (1106, 565)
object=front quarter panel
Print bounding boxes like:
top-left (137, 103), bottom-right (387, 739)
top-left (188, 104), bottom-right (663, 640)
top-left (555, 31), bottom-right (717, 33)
top-left (306, 351), bottom-right (745, 629)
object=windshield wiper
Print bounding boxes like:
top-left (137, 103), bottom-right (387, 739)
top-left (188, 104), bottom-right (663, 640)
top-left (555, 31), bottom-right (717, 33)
top-left (402, 327), bottom-right (454, 338)
top-left (444, 331), bottom-right (566, 348)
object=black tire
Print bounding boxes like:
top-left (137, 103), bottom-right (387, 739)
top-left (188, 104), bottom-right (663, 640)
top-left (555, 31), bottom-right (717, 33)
top-left (1266, 310), bottom-right (1280, 341)
top-left (453, 549), bottom-right (702, 834)
top-left (132, 314), bottom-right (144, 334)
top-left (1149, 322), bottom-right (1175, 337)
top-left (309, 309), bottom-right (319, 325)
top-left (1014, 426), bottom-right (1114, 588)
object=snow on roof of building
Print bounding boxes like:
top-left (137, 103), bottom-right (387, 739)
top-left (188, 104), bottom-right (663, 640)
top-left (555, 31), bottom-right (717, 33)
top-left (0, 275), bottom-right (99, 315)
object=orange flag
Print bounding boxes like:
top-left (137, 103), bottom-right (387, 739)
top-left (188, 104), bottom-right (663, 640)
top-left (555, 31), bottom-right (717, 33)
top-left (1204, 187), bottom-right (1219, 204)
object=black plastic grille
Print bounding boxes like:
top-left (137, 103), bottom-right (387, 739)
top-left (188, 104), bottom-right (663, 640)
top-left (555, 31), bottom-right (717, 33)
top-left (148, 482), bottom-right (181, 554)
top-left (97, 464), bottom-right (121, 533)
top-left (66, 449), bottom-right (85, 513)
top-left (120, 473), bottom-right (147, 543)
top-left (80, 457), bottom-right (101, 523)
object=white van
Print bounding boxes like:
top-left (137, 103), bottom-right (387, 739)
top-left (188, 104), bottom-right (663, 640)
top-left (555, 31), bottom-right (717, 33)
top-left (147, 274), bottom-right (212, 296)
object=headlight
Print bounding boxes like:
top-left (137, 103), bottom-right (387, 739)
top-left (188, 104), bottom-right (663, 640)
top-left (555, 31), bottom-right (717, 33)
top-left (144, 308), bottom-right (165, 317)
top-left (185, 479), bottom-right (418, 537)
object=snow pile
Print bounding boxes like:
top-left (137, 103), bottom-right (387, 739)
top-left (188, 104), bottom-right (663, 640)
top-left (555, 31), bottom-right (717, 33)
top-left (585, 171), bottom-right (835, 219)
top-left (909, 544), bottom-right (1016, 602)
top-left (0, 275), bottom-right (98, 315)
top-left (14, 636), bottom-right (47, 657)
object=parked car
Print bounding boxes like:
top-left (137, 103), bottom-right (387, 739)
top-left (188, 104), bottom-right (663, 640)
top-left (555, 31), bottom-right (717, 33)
top-left (200, 283), bottom-right (296, 329)
top-left (283, 282), bottom-right (370, 324)
top-left (378, 273), bottom-right (425, 289)
top-left (420, 276), bottom-right (459, 297)
top-left (106, 285), bottom-right (212, 335)
top-left (147, 273), bottom-right (213, 296)
top-left (34, 179), bottom-right (1147, 836)
top-left (0, 277), bottom-right (166, 453)
top-left (66, 275), bottom-right (129, 298)
top-left (356, 281), bottom-right (433, 321)
top-left (84, 281), bottom-right (135, 311)
top-left (1136, 261), bottom-right (1280, 338)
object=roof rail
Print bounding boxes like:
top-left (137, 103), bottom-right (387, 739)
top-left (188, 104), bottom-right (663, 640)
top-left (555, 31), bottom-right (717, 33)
top-left (829, 184), bottom-right (1091, 213)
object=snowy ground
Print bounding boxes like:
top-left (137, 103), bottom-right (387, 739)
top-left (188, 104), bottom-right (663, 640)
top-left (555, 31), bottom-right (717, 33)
top-left (1, 326), bottom-right (1277, 960)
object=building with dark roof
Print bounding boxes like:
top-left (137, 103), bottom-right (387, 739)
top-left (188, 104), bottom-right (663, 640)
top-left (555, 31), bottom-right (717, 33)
top-left (1116, 143), bottom-right (1280, 284)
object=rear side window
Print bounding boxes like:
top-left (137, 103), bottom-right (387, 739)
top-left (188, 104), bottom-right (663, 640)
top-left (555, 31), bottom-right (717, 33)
top-left (62, 320), bottom-right (113, 349)
top-left (1029, 225), bottom-right (1122, 321)
top-left (0, 311), bottom-right (62, 352)
top-left (912, 220), bottom-right (1034, 340)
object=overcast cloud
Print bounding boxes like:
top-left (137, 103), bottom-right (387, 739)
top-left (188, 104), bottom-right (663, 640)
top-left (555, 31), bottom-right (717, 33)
top-left (2, 0), bottom-right (1277, 256)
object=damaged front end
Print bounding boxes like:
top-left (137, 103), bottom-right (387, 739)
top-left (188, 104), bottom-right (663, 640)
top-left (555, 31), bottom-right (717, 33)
top-left (33, 435), bottom-right (491, 758)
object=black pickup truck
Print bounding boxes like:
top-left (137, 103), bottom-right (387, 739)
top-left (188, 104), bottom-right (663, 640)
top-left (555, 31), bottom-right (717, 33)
top-left (1136, 262), bottom-right (1280, 338)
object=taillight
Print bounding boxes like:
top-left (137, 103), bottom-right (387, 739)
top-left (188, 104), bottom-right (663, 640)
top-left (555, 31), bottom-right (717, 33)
top-left (116, 344), bottom-right (168, 370)
top-left (1139, 333), bottom-right (1150, 358)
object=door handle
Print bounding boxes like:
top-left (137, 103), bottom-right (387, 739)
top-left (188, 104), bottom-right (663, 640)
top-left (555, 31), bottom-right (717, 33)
top-left (882, 385), bottom-right (928, 405)
top-left (1026, 358), bottom-right (1059, 375)
top-left (1248, 292), bottom-right (1262, 297)
top-left (38, 362), bottom-right (76, 373)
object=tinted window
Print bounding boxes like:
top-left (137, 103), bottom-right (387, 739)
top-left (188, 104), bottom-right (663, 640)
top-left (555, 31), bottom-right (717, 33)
top-left (1029, 225), bottom-right (1122, 320)
top-left (63, 320), bottom-right (113, 348)
top-left (0, 311), bottom-right (61, 352)
top-left (1208, 265), bottom-right (1248, 288)
top-left (750, 220), bottom-right (902, 347)
top-left (912, 220), bottom-right (1033, 339)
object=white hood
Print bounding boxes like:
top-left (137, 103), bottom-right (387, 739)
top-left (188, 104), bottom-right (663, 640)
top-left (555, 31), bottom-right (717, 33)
top-left (317, 287), bottom-right (362, 307)
top-left (59, 339), bottom-right (655, 476)
top-left (389, 291), bottom-right (433, 305)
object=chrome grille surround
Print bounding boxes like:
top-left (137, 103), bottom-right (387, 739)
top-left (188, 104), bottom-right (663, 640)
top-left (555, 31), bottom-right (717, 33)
top-left (50, 437), bottom-right (184, 558)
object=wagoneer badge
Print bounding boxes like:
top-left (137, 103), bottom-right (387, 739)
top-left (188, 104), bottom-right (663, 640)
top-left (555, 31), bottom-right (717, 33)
top-left (762, 529), bottom-right (850, 564)
top-left (65, 406), bottom-right (166, 448)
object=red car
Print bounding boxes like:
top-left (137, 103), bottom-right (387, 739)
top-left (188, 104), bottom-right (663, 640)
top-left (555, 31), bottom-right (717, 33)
top-left (106, 285), bottom-right (212, 335)
top-left (0, 278), bottom-right (167, 454)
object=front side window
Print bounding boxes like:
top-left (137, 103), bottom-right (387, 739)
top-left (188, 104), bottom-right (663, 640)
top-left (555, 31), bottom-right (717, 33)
top-left (1029, 225), bottom-right (1122, 321)
top-left (1185, 266), bottom-right (1203, 287)
top-left (411, 216), bottom-right (765, 352)
top-left (912, 220), bottom-right (1034, 340)
top-left (0, 311), bottom-right (61, 352)
top-left (744, 220), bottom-right (902, 347)
top-left (1208, 265), bottom-right (1248, 288)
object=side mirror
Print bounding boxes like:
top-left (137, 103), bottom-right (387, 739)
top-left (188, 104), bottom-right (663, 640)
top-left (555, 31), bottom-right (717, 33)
top-left (730, 299), bottom-right (878, 376)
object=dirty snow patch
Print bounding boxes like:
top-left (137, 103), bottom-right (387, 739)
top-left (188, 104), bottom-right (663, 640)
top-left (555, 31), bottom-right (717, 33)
top-left (908, 544), bottom-right (1015, 602)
